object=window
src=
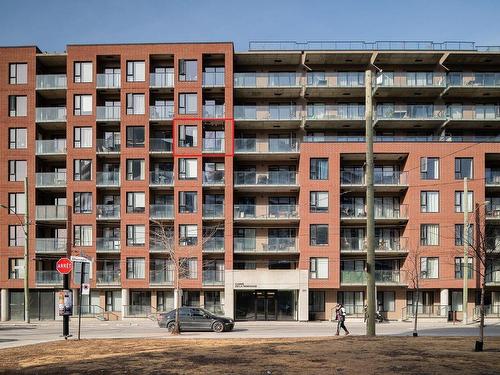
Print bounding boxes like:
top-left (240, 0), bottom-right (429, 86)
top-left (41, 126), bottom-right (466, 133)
top-left (377, 291), bottom-right (395, 312)
top-left (8, 193), bottom-right (25, 214)
top-left (127, 225), bottom-right (145, 246)
top-left (178, 93), bottom-right (197, 114)
top-left (9, 63), bottom-right (27, 84)
top-left (455, 158), bottom-right (473, 179)
top-left (126, 159), bottom-right (145, 180)
top-left (126, 93), bottom-right (145, 114)
top-left (420, 191), bottom-right (439, 212)
top-left (310, 158), bottom-right (328, 180)
top-left (126, 126), bottom-right (145, 147)
top-left (455, 191), bottom-right (474, 213)
top-left (126, 258), bottom-right (145, 279)
top-left (9, 128), bottom-right (27, 149)
top-left (8, 160), bottom-right (27, 181)
top-left (179, 191), bottom-right (197, 213)
top-left (310, 257), bottom-right (328, 279)
top-left (9, 258), bottom-right (25, 279)
top-left (126, 61), bottom-right (145, 82)
top-left (179, 224), bottom-right (198, 246)
top-left (126, 192), bottom-right (145, 213)
top-left (455, 257), bottom-right (473, 279)
top-left (310, 224), bottom-right (328, 245)
top-left (74, 159), bottom-right (92, 181)
top-left (178, 158), bottom-right (197, 179)
top-left (451, 291), bottom-right (463, 312)
top-left (9, 225), bottom-right (25, 247)
top-left (420, 224), bottom-right (439, 246)
top-left (455, 224), bottom-right (474, 246)
top-left (178, 60), bottom-right (198, 81)
top-left (74, 127), bottom-right (92, 148)
top-left (9, 96), bottom-right (27, 117)
top-left (420, 157), bottom-right (439, 180)
top-left (309, 291), bottom-right (325, 312)
top-left (74, 95), bottom-right (92, 115)
top-left (420, 257), bottom-right (439, 278)
top-left (74, 62), bottom-right (93, 83)
top-left (180, 258), bottom-right (198, 279)
top-left (74, 192), bottom-right (92, 214)
top-left (178, 125), bottom-right (198, 147)
top-left (310, 191), bottom-right (329, 212)
top-left (74, 225), bottom-right (92, 246)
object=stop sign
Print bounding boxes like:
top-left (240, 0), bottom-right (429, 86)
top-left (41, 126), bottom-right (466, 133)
top-left (56, 258), bottom-right (73, 274)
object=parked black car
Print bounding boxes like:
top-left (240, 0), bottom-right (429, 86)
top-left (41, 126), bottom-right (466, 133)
top-left (158, 307), bottom-right (235, 333)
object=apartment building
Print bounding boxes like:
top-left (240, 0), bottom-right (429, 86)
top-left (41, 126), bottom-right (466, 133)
top-left (0, 41), bottom-right (499, 322)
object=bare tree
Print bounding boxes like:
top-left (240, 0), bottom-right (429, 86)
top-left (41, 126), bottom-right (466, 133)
top-left (151, 220), bottom-right (222, 335)
top-left (404, 245), bottom-right (424, 337)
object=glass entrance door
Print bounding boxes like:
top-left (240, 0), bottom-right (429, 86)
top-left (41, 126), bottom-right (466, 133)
top-left (255, 291), bottom-right (277, 320)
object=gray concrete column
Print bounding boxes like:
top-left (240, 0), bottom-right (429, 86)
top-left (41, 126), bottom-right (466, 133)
top-left (440, 289), bottom-right (449, 317)
top-left (1, 289), bottom-right (9, 322)
top-left (121, 288), bottom-right (128, 318)
top-left (224, 270), bottom-right (234, 319)
top-left (298, 270), bottom-right (309, 321)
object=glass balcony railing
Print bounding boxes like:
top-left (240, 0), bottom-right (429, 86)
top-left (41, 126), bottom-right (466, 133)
top-left (203, 104), bottom-right (225, 118)
top-left (203, 72), bottom-right (225, 86)
top-left (96, 172), bottom-right (120, 186)
top-left (374, 72), bottom-right (446, 87)
top-left (234, 105), bottom-right (300, 120)
top-left (234, 204), bottom-right (299, 220)
top-left (234, 72), bottom-right (300, 87)
top-left (36, 74), bottom-right (67, 89)
top-left (150, 72), bottom-right (174, 88)
top-left (150, 171), bottom-right (174, 186)
top-left (35, 238), bottom-right (67, 253)
top-left (36, 172), bottom-right (67, 188)
top-left (486, 170), bottom-right (500, 185)
top-left (150, 204), bottom-right (174, 219)
top-left (150, 138), bottom-right (173, 152)
top-left (96, 139), bottom-right (121, 153)
top-left (149, 239), bottom-right (174, 252)
top-left (96, 270), bottom-right (121, 285)
top-left (202, 171), bottom-right (225, 185)
top-left (35, 139), bottom-right (67, 155)
top-left (96, 238), bottom-right (121, 252)
top-left (267, 238), bottom-right (298, 252)
top-left (96, 106), bottom-right (120, 121)
top-left (35, 205), bottom-right (67, 220)
top-left (96, 73), bottom-right (121, 89)
top-left (96, 204), bottom-right (120, 219)
top-left (150, 269), bottom-right (174, 285)
top-left (233, 238), bottom-right (256, 252)
top-left (341, 204), bottom-right (408, 219)
top-left (202, 270), bottom-right (225, 285)
top-left (203, 138), bottom-right (225, 152)
top-left (376, 107), bottom-right (445, 120)
top-left (306, 72), bottom-right (365, 87)
top-left (203, 237), bottom-right (225, 252)
top-left (341, 237), bottom-right (408, 252)
top-left (234, 139), bottom-right (299, 153)
top-left (340, 171), bottom-right (407, 185)
top-left (448, 72), bottom-right (500, 87)
top-left (202, 204), bottom-right (224, 219)
top-left (150, 105), bottom-right (174, 120)
top-left (36, 271), bottom-right (63, 284)
top-left (306, 104), bottom-right (365, 120)
top-left (36, 107), bottom-right (67, 122)
top-left (234, 171), bottom-right (297, 186)
top-left (341, 270), bottom-right (402, 284)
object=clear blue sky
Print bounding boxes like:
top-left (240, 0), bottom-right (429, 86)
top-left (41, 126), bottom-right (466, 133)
top-left (1, 0), bottom-right (500, 52)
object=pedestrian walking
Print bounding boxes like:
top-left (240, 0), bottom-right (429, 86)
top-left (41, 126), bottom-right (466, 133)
top-left (335, 303), bottom-right (350, 336)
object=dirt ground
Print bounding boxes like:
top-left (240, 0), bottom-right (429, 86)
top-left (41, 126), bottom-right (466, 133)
top-left (0, 336), bottom-right (499, 374)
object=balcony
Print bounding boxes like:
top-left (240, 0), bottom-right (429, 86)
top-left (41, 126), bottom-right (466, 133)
top-left (149, 171), bottom-right (174, 187)
top-left (202, 204), bottom-right (224, 219)
top-left (36, 74), bottom-right (67, 90)
top-left (340, 237), bottom-right (409, 255)
top-left (202, 270), bottom-right (225, 286)
top-left (203, 138), bottom-right (225, 153)
top-left (96, 139), bottom-right (121, 154)
top-left (203, 71), bottom-right (225, 87)
top-left (234, 139), bottom-right (299, 159)
top-left (234, 105), bottom-right (301, 128)
top-left (150, 204), bottom-right (174, 220)
top-left (340, 170), bottom-right (408, 192)
top-left (150, 105), bottom-right (174, 121)
top-left (234, 171), bottom-right (298, 192)
top-left (234, 205), bottom-right (299, 223)
top-left (445, 105), bottom-right (500, 129)
top-left (234, 237), bottom-right (298, 253)
top-left (96, 73), bottom-right (121, 89)
top-left (149, 239), bottom-right (174, 253)
top-left (340, 270), bottom-right (404, 285)
top-left (234, 72), bottom-right (301, 98)
top-left (96, 204), bottom-right (120, 220)
top-left (35, 205), bottom-right (67, 221)
top-left (36, 107), bottom-right (66, 123)
top-left (96, 172), bottom-right (120, 187)
top-left (35, 238), bottom-right (67, 253)
top-left (203, 237), bottom-right (225, 253)
top-left (36, 172), bottom-right (67, 189)
top-left (150, 269), bottom-right (174, 285)
top-left (487, 237), bottom-right (500, 253)
top-left (203, 104), bottom-right (225, 118)
top-left (305, 72), bottom-right (365, 97)
top-left (340, 204), bottom-right (408, 224)
top-left (36, 271), bottom-right (63, 285)
top-left (96, 238), bottom-right (121, 253)
top-left (486, 170), bottom-right (500, 190)
top-left (150, 72), bottom-right (174, 88)
top-left (306, 104), bottom-right (365, 127)
top-left (96, 106), bottom-right (120, 121)
top-left (444, 72), bottom-right (500, 98)
top-left (150, 138), bottom-right (173, 153)
top-left (373, 72), bottom-right (446, 98)
top-left (374, 106), bottom-right (446, 127)
top-left (96, 270), bottom-right (121, 286)
top-left (35, 139), bottom-right (66, 156)
top-left (202, 171), bottom-right (225, 186)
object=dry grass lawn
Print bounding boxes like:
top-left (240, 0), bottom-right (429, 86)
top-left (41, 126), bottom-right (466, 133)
top-left (0, 336), bottom-right (499, 374)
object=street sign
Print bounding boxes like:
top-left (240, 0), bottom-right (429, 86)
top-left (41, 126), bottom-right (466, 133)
top-left (58, 290), bottom-right (73, 316)
top-left (73, 261), bottom-right (90, 285)
top-left (56, 258), bottom-right (73, 275)
top-left (70, 255), bottom-right (92, 263)
top-left (81, 283), bottom-right (90, 295)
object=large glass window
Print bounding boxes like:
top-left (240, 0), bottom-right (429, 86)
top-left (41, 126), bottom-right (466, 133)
top-left (126, 159), bottom-right (145, 180)
top-left (310, 224), bottom-right (328, 246)
top-left (309, 291), bottom-right (325, 312)
top-left (179, 224), bottom-right (198, 246)
top-left (9, 258), bottom-right (25, 279)
top-left (455, 158), bottom-right (473, 179)
top-left (420, 224), bottom-right (439, 246)
top-left (455, 224), bottom-right (474, 246)
top-left (420, 191), bottom-right (439, 212)
top-left (126, 126), bottom-right (145, 147)
top-left (420, 257), bottom-right (439, 278)
top-left (455, 257), bottom-right (473, 279)
top-left (310, 257), bottom-right (328, 279)
top-left (74, 62), bottom-right (93, 83)
top-left (127, 225), bottom-right (145, 246)
top-left (126, 61), bottom-right (145, 82)
top-left (178, 125), bottom-right (198, 147)
top-left (8, 192), bottom-right (25, 214)
top-left (178, 60), bottom-right (198, 81)
top-left (377, 291), bottom-right (395, 312)
top-left (8, 160), bottom-right (27, 181)
top-left (420, 157), bottom-right (439, 180)
top-left (9, 63), bottom-right (27, 84)
top-left (178, 93), bottom-right (197, 115)
top-left (9, 128), bottom-right (27, 149)
top-left (8, 96), bottom-right (27, 117)
top-left (74, 95), bottom-right (92, 116)
top-left (310, 158), bottom-right (328, 180)
top-left (455, 191), bottom-right (474, 213)
top-left (126, 258), bottom-right (145, 278)
top-left (178, 158), bottom-right (197, 179)
top-left (180, 258), bottom-right (198, 279)
top-left (74, 192), bottom-right (92, 214)
top-left (126, 93), bottom-right (145, 115)
top-left (179, 191), bottom-right (197, 213)
top-left (310, 191), bottom-right (329, 212)
top-left (74, 225), bottom-right (92, 246)
top-left (9, 225), bottom-right (25, 247)
top-left (126, 192), bottom-right (145, 213)
top-left (74, 159), bottom-right (92, 181)
top-left (74, 127), bottom-right (92, 148)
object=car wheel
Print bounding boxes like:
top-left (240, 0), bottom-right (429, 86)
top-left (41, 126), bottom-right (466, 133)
top-left (212, 321), bottom-right (224, 333)
top-left (167, 321), bottom-right (176, 332)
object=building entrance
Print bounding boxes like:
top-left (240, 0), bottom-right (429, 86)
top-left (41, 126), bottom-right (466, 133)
top-left (235, 290), bottom-right (296, 321)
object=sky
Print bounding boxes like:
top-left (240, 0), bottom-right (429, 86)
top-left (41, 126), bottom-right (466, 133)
top-left (1, 0), bottom-right (500, 52)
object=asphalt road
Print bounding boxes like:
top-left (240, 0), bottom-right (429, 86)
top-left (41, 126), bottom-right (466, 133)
top-left (1, 319), bottom-right (499, 349)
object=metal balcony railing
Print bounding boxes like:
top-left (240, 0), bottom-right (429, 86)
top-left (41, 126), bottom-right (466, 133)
top-left (96, 139), bottom-right (121, 153)
top-left (96, 270), bottom-right (121, 285)
top-left (203, 237), bottom-right (225, 252)
top-left (150, 269), bottom-right (174, 285)
top-left (35, 205), bottom-right (67, 220)
top-left (96, 238), bottom-right (121, 252)
top-left (36, 107), bottom-right (66, 122)
top-left (96, 73), bottom-right (121, 89)
top-left (150, 72), bottom-right (174, 88)
top-left (150, 171), bottom-right (174, 186)
top-left (202, 171), bottom-right (225, 185)
top-left (35, 139), bottom-right (67, 155)
top-left (234, 171), bottom-right (297, 186)
top-left (96, 106), bottom-right (120, 121)
top-left (234, 204), bottom-right (299, 220)
top-left (36, 172), bottom-right (67, 188)
top-left (150, 204), bottom-right (174, 219)
top-left (150, 138), bottom-right (173, 152)
top-left (36, 271), bottom-right (63, 284)
top-left (36, 74), bottom-right (67, 89)
top-left (402, 305), bottom-right (450, 320)
top-left (150, 105), bottom-right (174, 120)
top-left (202, 270), bottom-right (225, 285)
top-left (96, 204), bottom-right (120, 219)
top-left (202, 204), bottom-right (224, 219)
top-left (96, 172), bottom-right (120, 187)
top-left (35, 238), bottom-right (67, 253)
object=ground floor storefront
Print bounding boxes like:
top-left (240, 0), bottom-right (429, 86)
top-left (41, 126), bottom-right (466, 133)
top-left (234, 290), bottom-right (297, 320)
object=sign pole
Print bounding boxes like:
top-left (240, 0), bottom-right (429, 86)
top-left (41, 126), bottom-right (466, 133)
top-left (63, 274), bottom-right (70, 337)
top-left (78, 261), bottom-right (85, 340)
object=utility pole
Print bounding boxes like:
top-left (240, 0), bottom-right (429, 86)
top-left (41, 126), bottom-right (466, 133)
top-left (463, 177), bottom-right (469, 324)
top-left (24, 177), bottom-right (30, 324)
top-left (365, 69), bottom-right (376, 336)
